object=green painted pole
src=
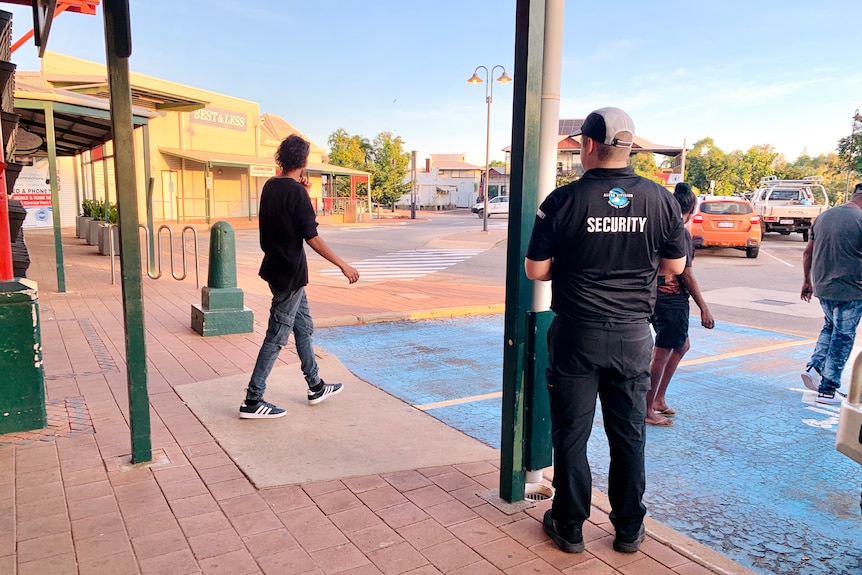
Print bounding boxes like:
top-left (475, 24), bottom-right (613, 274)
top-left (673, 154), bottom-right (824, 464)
top-left (500, 0), bottom-right (545, 503)
top-left (44, 104), bottom-right (66, 293)
top-left (142, 123), bottom-right (156, 273)
top-left (104, 0), bottom-right (151, 464)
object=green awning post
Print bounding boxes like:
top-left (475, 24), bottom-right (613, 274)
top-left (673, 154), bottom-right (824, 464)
top-left (145, 176), bottom-right (155, 275)
top-left (0, 279), bottom-right (46, 433)
top-left (191, 221), bottom-right (253, 336)
top-left (500, 0), bottom-right (545, 503)
top-left (103, 0), bottom-right (152, 464)
top-left (142, 123), bottom-right (156, 273)
top-left (44, 104), bottom-right (65, 293)
top-left (204, 164), bottom-right (211, 225)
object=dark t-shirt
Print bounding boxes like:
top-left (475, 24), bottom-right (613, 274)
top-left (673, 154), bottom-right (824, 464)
top-left (811, 203), bottom-right (862, 301)
top-left (257, 176), bottom-right (319, 292)
top-left (656, 229), bottom-right (694, 308)
top-left (526, 167), bottom-right (687, 322)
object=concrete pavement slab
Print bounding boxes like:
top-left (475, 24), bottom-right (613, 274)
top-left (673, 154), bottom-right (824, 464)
top-left (175, 357), bottom-right (497, 488)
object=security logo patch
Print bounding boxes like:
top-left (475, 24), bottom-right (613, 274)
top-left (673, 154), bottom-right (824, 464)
top-left (604, 187), bottom-right (632, 209)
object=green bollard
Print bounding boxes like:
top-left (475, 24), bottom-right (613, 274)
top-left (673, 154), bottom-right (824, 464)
top-left (191, 221), bottom-right (253, 336)
top-left (0, 279), bottom-right (47, 433)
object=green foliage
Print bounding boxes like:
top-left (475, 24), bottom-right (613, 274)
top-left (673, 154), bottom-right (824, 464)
top-left (371, 132), bottom-right (411, 207)
top-left (107, 203), bottom-right (118, 224)
top-left (630, 153), bottom-right (664, 184)
top-left (489, 159), bottom-right (506, 168)
top-left (837, 130), bottom-right (862, 175)
top-left (81, 198), bottom-right (98, 217)
top-left (685, 139), bottom-right (780, 196)
top-left (327, 128), bottom-right (411, 207)
top-left (327, 129), bottom-right (372, 197)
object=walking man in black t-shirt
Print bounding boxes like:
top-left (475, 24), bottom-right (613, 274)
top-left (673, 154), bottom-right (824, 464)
top-left (525, 107), bottom-right (687, 553)
top-left (240, 134), bottom-right (359, 419)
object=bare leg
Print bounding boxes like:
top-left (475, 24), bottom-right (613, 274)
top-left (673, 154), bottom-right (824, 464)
top-left (654, 338), bottom-right (690, 413)
top-left (646, 347), bottom-right (673, 426)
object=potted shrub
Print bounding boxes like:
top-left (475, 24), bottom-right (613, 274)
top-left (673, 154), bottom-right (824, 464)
top-left (77, 198), bottom-right (97, 239)
top-left (98, 203), bottom-right (120, 256)
top-left (86, 199), bottom-right (106, 246)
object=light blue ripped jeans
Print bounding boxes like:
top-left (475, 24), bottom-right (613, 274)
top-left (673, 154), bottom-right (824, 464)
top-left (807, 298), bottom-right (862, 394)
top-left (246, 286), bottom-right (321, 402)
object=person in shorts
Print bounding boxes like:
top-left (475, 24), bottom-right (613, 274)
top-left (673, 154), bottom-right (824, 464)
top-left (646, 182), bottom-right (714, 426)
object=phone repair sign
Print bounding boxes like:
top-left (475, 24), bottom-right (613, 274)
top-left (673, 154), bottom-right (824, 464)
top-left (12, 158), bottom-right (53, 228)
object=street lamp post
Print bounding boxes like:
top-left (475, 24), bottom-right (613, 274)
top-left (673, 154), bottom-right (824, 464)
top-left (468, 65), bottom-right (512, 232)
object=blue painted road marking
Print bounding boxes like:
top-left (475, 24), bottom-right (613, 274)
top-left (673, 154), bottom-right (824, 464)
top-left (316, 315), bottom-right (862, 575)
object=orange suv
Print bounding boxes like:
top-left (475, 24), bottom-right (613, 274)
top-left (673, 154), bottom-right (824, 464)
top-left (690, 197), bottom-right (761, 258)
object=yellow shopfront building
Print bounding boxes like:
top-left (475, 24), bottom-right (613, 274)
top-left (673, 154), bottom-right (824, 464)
top-left (16, 52), bottom-right (371, 227)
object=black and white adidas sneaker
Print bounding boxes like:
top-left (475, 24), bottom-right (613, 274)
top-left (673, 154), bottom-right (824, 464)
top-left (239, 399), bottom-right (286, 419)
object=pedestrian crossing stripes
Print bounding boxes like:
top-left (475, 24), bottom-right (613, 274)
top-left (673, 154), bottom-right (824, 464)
top-left (318, 248), bottom-right (486, 282)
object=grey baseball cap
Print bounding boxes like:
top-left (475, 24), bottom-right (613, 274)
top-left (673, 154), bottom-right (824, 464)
top-left (571, 107), bottom-right (635, 148)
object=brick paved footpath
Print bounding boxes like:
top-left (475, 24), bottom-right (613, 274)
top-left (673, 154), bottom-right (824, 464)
top-left (0, 223), bottom-right (754, 575)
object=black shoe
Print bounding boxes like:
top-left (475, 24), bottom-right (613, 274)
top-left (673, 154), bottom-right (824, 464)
top-left (239, 399), bottom-right (286, 419)
top-left (613, 524), bottom-right (645, 553)
top-left (542, 509), bottom-right (584, 553)
top-left (308, 381), bottom-right (343, 405)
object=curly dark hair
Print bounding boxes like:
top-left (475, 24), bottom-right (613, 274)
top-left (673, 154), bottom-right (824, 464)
top-left (275, 134), bottom-right (310, 172)
top-left (673, 182), bottom-right (696, 215)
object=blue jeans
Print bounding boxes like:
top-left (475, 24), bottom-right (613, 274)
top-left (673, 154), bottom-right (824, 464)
top-left (246, 286), bottom-right (321, 402)
top-left (808, 298), bottom-right (862, 394)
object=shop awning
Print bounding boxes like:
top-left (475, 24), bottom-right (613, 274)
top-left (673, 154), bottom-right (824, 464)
top-left (158, 147), bottom-right (371, 178)
top-left (43, 74), bottom-right (209, 112)
top-left (14, 80), bottom-right (156, 156)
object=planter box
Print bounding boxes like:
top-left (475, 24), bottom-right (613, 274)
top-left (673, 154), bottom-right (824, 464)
top-left (76, 216), bottom-right (93, 239)
top-left (87, 219), bottom-right (105, 246)
top-left (98, 225), bottom-right (119, 256)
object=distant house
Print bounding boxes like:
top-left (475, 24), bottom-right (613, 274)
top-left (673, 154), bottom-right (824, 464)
top-left (400, 153), bottom-right (484, 209)
top-left (505, 119), bottom-right (685, 179)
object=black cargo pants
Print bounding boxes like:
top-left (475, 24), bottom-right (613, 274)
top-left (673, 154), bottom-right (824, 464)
top-left (546, 316), bottom-right (652, 541)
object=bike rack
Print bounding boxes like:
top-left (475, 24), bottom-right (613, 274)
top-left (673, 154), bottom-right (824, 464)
top-left (111, 224), bottom-right (200, 289)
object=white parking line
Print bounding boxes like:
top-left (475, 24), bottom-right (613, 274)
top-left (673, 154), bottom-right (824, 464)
top-left (760, 249), bottom-right (794, 267)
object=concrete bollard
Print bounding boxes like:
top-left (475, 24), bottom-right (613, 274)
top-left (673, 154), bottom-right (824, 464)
top-left (190, 221), bottom-right (253, 336)
top-left (0, 279), bottom-right (46, 433)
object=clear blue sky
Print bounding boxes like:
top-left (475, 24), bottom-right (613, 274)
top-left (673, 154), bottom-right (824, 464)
top-left (5, 1), bottom-right (860, 166)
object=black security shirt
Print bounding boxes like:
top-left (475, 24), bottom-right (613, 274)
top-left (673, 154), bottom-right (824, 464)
top-left (257, 176), bottom-right (319, 292)
top-left (526, 167), bottom-right (686, 322)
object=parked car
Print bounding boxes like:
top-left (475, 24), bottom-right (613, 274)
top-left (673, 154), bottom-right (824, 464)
top-left (473, 195), bottom-right (509, 218)
top-left (690, 197), bottom-right (761, 258)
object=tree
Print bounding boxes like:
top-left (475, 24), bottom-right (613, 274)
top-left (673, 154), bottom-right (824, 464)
top-left (630, 153), bottom-right (664, 184)
top-left (327, 129), bottom-right (372, 197)
top-left (371, 132), bottom-right (411, 208)
top-left (735, 144), bottom-right (780, 191)
top-left (685, 138), bottom-right (736, 195)
top-left (837, 127), bottom-right (862, 178)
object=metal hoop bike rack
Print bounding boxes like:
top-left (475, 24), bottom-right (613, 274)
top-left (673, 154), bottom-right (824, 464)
top-left (111, 224), bottom-right (200, 288)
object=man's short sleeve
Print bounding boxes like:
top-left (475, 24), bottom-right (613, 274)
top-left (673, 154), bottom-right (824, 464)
top-left (290, 190), bottom-right (319, 241)
top-left (526, 197), bottom-right (557, 262)
top-left (659, 208), bottom-right (687, 260)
